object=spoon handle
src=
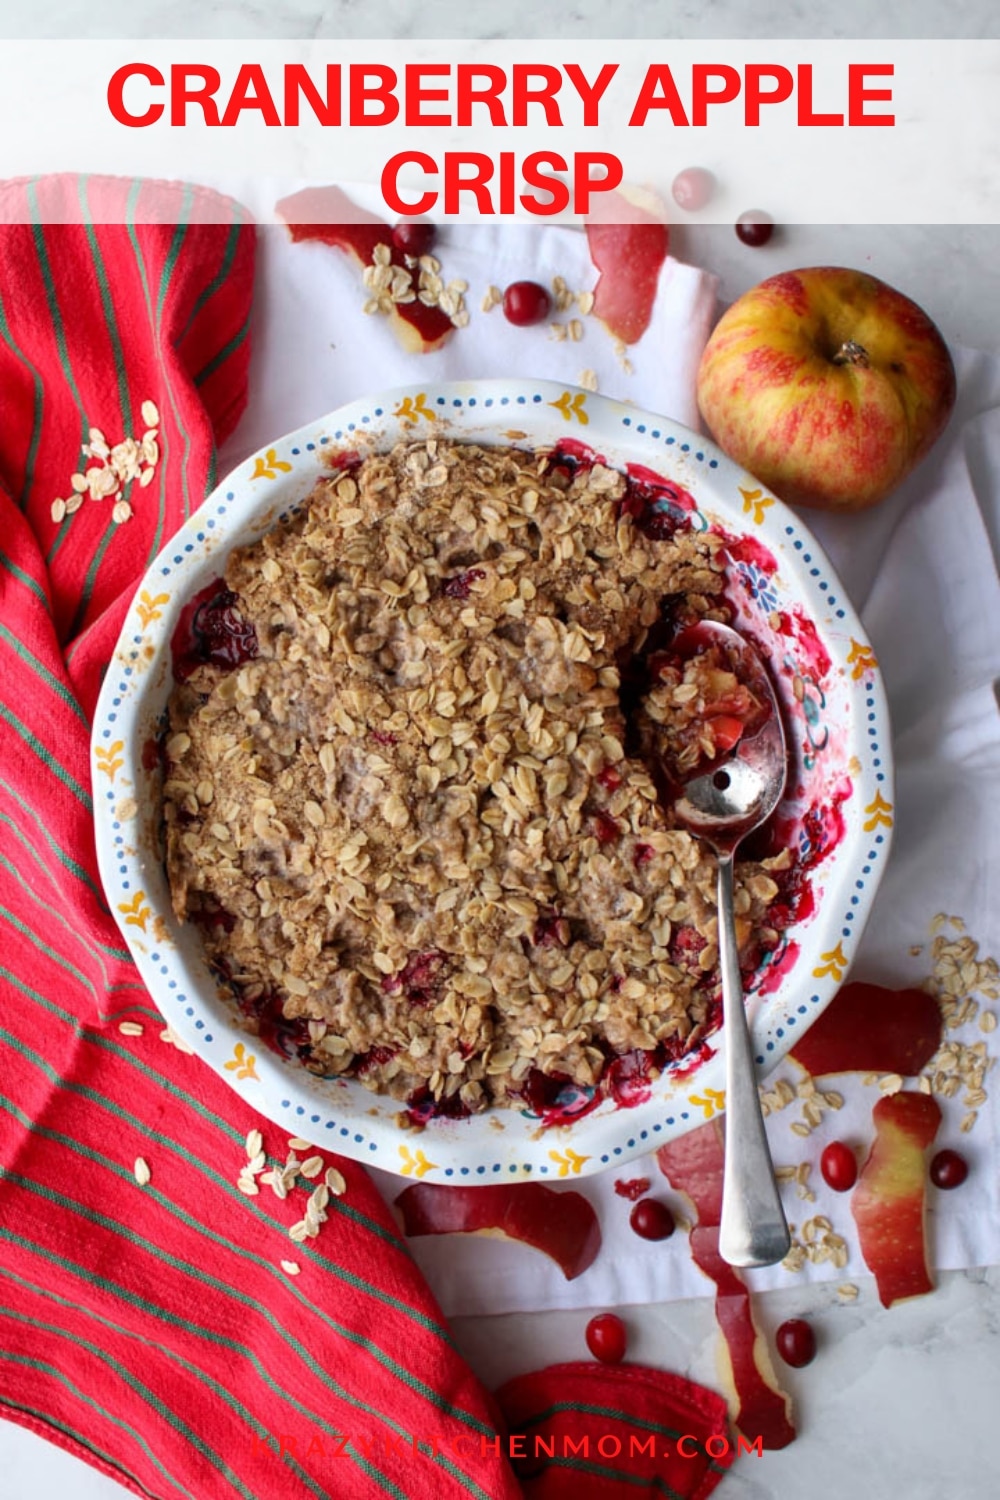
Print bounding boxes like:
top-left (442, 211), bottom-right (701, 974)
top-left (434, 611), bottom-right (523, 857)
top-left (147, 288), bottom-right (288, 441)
top-left (716, 853), bottom-right (791, 1268)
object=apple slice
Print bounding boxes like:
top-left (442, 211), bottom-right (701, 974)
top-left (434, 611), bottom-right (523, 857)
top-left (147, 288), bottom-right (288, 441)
top-left (395, 1181), bottom-right (601, 1281)
top-left (851, 1091), bottom-right (941, 1308)
top-left (789, 982), bottom-right (942, 1079)
top-left (275, 185), bottom-right (455, 353)
top-left (657, 1122), bottom-right (796, 1450)
top-left (586, 189), bottom-right (670, 346)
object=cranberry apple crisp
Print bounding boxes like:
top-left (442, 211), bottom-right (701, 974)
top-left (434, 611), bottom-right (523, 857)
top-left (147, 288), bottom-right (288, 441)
top-left (164, 440), bottom-right (788, 1121)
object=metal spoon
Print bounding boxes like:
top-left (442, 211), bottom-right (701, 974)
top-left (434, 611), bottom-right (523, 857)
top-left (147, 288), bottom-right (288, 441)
top-left (670, 621), bottom-right (791, 1268)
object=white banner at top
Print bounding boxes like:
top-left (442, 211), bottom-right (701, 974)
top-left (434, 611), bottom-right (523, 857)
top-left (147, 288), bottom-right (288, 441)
top-left (0, 38), bottom-right (998, 222)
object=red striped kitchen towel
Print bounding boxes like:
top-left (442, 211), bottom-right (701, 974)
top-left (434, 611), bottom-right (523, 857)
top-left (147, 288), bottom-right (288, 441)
top-left (0, 173), bottom-right (737, 1500)
top-left (0, 171), bottom-right (525, 1500)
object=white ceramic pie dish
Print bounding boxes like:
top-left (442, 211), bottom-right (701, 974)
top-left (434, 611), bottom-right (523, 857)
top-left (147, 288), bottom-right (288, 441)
top-left (92, 379), bottom-right (893, 1183)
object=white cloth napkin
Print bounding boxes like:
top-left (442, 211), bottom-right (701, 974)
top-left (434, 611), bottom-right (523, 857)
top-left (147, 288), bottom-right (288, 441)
top-left (220, 218), bottom-right (1000, 1317)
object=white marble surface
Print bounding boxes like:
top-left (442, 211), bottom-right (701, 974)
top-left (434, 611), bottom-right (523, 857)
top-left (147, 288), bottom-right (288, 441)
top-left (3, 0), bottom-right (1000, 37)
top-left (3, 3), bottom-right (1000, 1497)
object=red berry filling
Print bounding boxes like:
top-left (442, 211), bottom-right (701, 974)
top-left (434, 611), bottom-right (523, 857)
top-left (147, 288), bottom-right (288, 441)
top-left (593, 810), bottom-right (621, 844)
top-left (442, 568), bottom-right (486, 599)
top-left (614, 1176), bottom-right (651, 1201)
top-left (405, 1085), bottom-right (472, 1125)
top-left (382, 950), bottom-right (447, 1006)
top-left (532, 911), bottom-right (570, 949)
top-left (172, 582), bottom-right (259, 682)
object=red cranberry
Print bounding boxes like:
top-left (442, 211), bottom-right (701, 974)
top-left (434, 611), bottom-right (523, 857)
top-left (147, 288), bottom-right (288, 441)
top-left (502, 280), bottom-right (552, 327)
top-left (585, 1312), bottom-right (627, 1364)
top-left (392, 220), bottom-right (436, 257)
top-left (820, 1140), bottom-right (858, 1193)
top-left (671, 166), bottom-right (715, 212)
top-left (775, 1318), bottom-right (816, 1368)
top-left (593, 811), bottom-right (620, 844)
top-left (629, 1198), bottom-right (675, 1241)
top-left (596, 764), bottom-right (623, 792)
top-left (930, 1149), bottom-right (968, 1190)
top-left (735, 211), bottom-right (774, 247)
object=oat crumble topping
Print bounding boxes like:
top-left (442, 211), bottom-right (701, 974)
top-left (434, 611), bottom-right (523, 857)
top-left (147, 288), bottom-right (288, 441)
top-left (164, 440), bottom-right (788, 1119)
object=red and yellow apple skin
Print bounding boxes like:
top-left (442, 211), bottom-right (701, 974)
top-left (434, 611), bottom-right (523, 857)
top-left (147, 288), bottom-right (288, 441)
top-left (851, 1091), bottom-right (942, 1308)
top-left (276, 185), bottom-right (454, 354)
top-left (658, 1121), bottom-right (796, 1450)
top-left (789, 982), bottom-right (942, 1079)
top-left (697, 268), bottom-right (957, 512)
top-left (394, 1181), bottom-right (601, 1281)
top-left (585, 188), bottom-right (670, 346)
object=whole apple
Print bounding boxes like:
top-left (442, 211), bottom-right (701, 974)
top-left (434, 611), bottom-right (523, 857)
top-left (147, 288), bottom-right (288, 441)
top-left (696, 268), bottom-right (956, 512)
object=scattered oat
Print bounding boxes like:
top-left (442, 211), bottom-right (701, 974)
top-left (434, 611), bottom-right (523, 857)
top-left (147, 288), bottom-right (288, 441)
top-left (837, 1283), bottom-right (859, 1301)
top-left (579, 368), bottom-right (599, 392)
top-left (577, 290), bottom-right (595, 316)
top-left (551, 275), bottom-right (575, 313)
top-left (980, 1011), bottom-right (996, 1033)
top-left (288, 1220), bottom-right (309, 1243)
top-left (324, 1166), bottom-right (347, 1196)
top-left (141, 399), bottom-right (160, 428)
top-left (118, 1021), bottom-right (144, 1037)
top-left (280, 1260), bottom-right (301, 1276)
top-left (960, 1111), bottom-right (978, 1133)
top-left (287, 1136), bottom-right (312, 1151)
top-left (112, 499), bottom-right (133, 525)
top-left (245, 1129), bottom-right (264, 1160)
top-left (134, 1157), bottom-right (151, 1186)
top-left (236, 1175), bottom-right (259, 1197)
top-left (50, 498), bottom-right (67, 524)
top-left (159, 1025), bottom-right (194, 1055)
top-left (878, 1073), bottom-right (904, 1095)
top-left (611, 337), bottom-right (635, 376)
top-left (299, 1155), bottom-right (324, 1179)
top-left (568, 318), bottom-right (584, 342)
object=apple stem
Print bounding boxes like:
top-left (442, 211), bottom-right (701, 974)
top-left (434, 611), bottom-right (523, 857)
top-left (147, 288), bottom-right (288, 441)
top-left (832, 340), bottom-right (870, 367)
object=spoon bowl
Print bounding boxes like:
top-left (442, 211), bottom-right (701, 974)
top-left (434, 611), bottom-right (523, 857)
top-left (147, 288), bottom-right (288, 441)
top-left (669, 620), bottom-right (791, 1267)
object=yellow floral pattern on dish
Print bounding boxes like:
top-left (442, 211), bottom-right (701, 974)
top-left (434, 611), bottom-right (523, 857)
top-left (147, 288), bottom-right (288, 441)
top-left (548, 1146), bottom-right (590, 1177)
top-left (117, 891), bottom-right (151, 932)
top-left (393, 392), bottom-right (437, 425)
top-left (813, 942), bottom-right (848, 982)
top-left (863, 791), bottom-right (894, 831)
top-left (846, 639), bottom-right (879, 680)
top-left (739, 486), bottom-right (773, 525)
top-left (95, 741), bottom-right (125, 782)
top-left (224, 1042), bottom-right (259, 1081)
top-left (549, 391), bottom-right (589, 425)
top-left (136, 591), bottom-right (170, 628)
top-left (690, 1087), bottom-right (726, 1120)
top-left (250, 449), bottom-right (293, 482)
top-left (399, 1145), bottom-right (438, 1178)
